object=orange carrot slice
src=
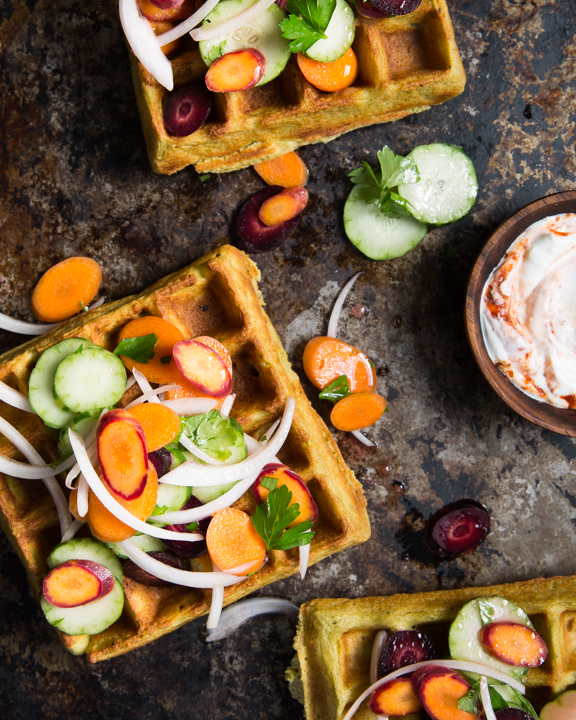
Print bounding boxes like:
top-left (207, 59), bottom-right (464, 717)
top-left (206, 507), bottom-right (267, 575)
top-left (303, 336), bottom-right (377, 392)
top-left (330, 392), bottom-right (386, 431)
top-left (31, 257), bottom-right (102, 322)
top-left (254, 152), bottom-right (309, 188)
top-left (369, 678), bottom-right (422, 716)
top-left (43, 560), bottom-right (114, 608)
top-left (413, 668), bottom-right (474, 720)
top-left (150, 20), bottom-right (181, 56)
top-left (253, 464), bottom-right (318, 526)
top-left (97, 409), bottom-right (149, 500)
top-left (259, 187), bottom-right (309, 227)
top-left (127, 402), bottom-right (181, 452)
top-left (194, 336), bottom-right (233, 375)
top-left (479, 622), bottom-right (548, 667)
top-left (297, 48), bottom-right (358, 92)
top-left (138, 0), bottom-right (194, 21)
top-left (205, 49), bottom-right (265, 93)
top-left (117, 316), bottom-right (186, 384)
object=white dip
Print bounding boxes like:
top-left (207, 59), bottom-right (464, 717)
top-left (481, 212), bottom-right (576, 408)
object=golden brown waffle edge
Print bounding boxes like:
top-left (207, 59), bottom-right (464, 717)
top-left (0, 244), bottom-right (370, 662)
top-left (291, 576), bottom-right (576, 719)
top-left (129, 0), bottom-right (466, 174)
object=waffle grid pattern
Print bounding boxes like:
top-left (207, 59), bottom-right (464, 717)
top-left (292, 576), bottom-right (576, 719)
top-left (130, 0), bottom-right (466, 174)
top-left (0, 245), bottom-right (370, 662)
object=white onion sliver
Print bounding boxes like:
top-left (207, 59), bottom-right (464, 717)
top-left (87, 297), bottom-right (105, 311)
top-left (160, 397), bottom-right (295, 487)
top-left (351, 429), bottom-right (376, 447)
top-left (162, 397), bottom-right (218, 415)
top-left (223, 559), bottom-right (260, 576)
top-left (206, 597), bottom-right (299, 643)
top-left (219, 394), bottom-right (236, 418)
top-left (0, 454), bottom-right (58, 479)
top-left (341, 660), bottom-right (526, 720)
top-left (68, 430), bottom-right (205, 542)
top-left (207, 562), bottom-right (225, 630)
top-left (191, 0), bottom-right (276, 41)
top-left (118, 539), bottom-right (246, 588)
top-left (119, 0), bottom-right (174, 90)
top-left (0, 380), bottom-right (33, 413)
top-left (61, 518), bottom-right (85, 542)
top-left (124, 384), bottom-right (180, 409)
top-left (370, 631), bottom-right (389, 686)
top-left (480, 676), bottom-right (497, 720)
top-left (158, 0), bottom-right (220, 45)
top-left (298, 542), bottom-right (311, 580)
top-left (126, 375), bottom-right (137, 390)
top-left (132, 368), bottom-right (161, 405)
top-left (327, 272), bottom-right (362, 339)
top-left (77, 474), bottom-right (89, 518)
top-left (0, 312), bottom-right (60, 336)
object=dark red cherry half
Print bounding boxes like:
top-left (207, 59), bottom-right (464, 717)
top-left (369, 0), bottom-right (421, 14)
top-left (163, 83), bottom-right (212, 137)
top-left (379, 630), bottom-right (435, 677)
top-left (427, 499), bottom-right (490, 557)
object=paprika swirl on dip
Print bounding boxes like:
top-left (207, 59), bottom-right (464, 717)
top-left (480, 213), bottom-right (576, 409)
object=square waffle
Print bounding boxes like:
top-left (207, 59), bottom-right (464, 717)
top-left (290, 576), bottom-right (576, 719)
top-left (0, 244), bottom-right (370, 662)
top-left (130, 0), bottom-right (466, 174)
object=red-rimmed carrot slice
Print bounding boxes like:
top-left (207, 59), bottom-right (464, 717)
top-left (117, 315), bottom-right (186, 384)
top-left (297, 48), bottom-right (358, 92)
top-left (330, 391), bottom-right (386, 431)
top-left (479, 622), bottom-right (548, 667)
top-left (31, 257), bottom-right (102, 322)
top-left (253, 464), bottom-right (317, 526)
top-left (254, 152), bottom-right (309, 188)
top-left (172, 340), bottom-right (232, 398)
top-left (43, 559), bottom-right (114, 608)
top-left (259, 187), bottom-right (309, 227)
top-left (303, 336), bottom-right (376, 392)
top-left (97, 409), bottom-right (149, 500)
top-left (205, 49), bottom-right (265, 93)
top-left (369, 678), bottom-right (422, 716)
top-left (412, 667), bottom-right (474, 720)
top-left (206, 507), bottom-right (266, 575)
top-left (127, 402), bottom-right (181, 452)
top-left (138, 0), bottom-right (194, 21)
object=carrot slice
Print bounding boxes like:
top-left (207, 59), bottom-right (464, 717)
top-left (330, 392), bottom-right (386, 431)
top-left (97, 409), bottom-right (149, 500)
top-left (43, 560), bottom-right (113, 608)
top-left (259, 187), bottom-right (309, 226)
top-left (254, 152), bottom-right (309, 188)
top-left (138, 0), bottom-right (194, 21)
top-left (297, 48), bottom-right (358, 92)
top-left (127, 403), bottom-right (181, 452)
top-left (254, 464), bottom-right (318, 526)
top-left (118, 316), bottom-right (186, 384)
top-left (303, 336), bottom-right (377, 392)
top-left (205, 49), bottom-right (265, 93)
top-left (31, 257), bottom-right (102, 322)
top-left (206, 507), bottom-right (267, 575)
top-left (369, 678), bottom-right (422, 716)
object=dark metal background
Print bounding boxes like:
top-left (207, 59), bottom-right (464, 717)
top-left (1, 0), bottom-right (575, 717)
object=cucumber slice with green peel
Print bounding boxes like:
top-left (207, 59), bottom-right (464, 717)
top-left (397, 143), bottom-right (478, 225)
top-left (53, 346), bottom-right (127, 414)
top-left (448, 596), bottom-right (534, 681)
top-left (344, 185), bottom-right (428, 260)
top-left (191, 481), bottom-right (238, 504)
top-left (29, 338), bottom-right (100, 429)
top-left (47, 538), bottom-right (124, 581)
top-left (198, 0), bottom-right (290, 86)
top-left (304, 0), bottom-right (355, 63)
top-left (107, 534), bottom-right (167, 560)
top-left (147, 481), bottom-right (193, 527)
top-left (41, 576), bottom-right (124, 636)
top-left (57, 411), bottom-right (101, 459)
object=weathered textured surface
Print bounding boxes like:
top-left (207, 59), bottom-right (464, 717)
top-left (1, 0), bottom-right (575, 717)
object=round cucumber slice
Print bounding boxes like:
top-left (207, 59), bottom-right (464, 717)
top-left (47, 538), bottom-right (124, 581)
top-left (448, 596), bottom-right (534, 681)
top-left (191, 481), bottom-right (237, 504)
top-left (397, 143), bottom-right (478, 225)
top-left (107, 534), bottom-right (167, 560)
top-left (344, 185), bottom-right (428, 260)
top-left (29, 338), bottom-right (100, 429)
top-left (198, 0), bottom-right (290, 86)
top-left (305, 0), bottom-right (355, 63)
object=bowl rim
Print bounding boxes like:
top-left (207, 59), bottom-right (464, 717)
top-left (465, 189), bottom-right (576, 437)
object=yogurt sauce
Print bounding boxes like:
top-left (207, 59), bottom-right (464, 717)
top-left (480, 213), bottom-right (576, 409)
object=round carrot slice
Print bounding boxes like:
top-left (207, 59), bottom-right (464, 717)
top-left (253, 464), bottom-right (318, 526)
top-left (138, 0), bottom-right (194, 21)
top-left (172, 340), bottom-right (232, 398)
top-left (330, 392), bottom-right (386, 431)
top-left (97, 409), bottom-right (149, 500)
top-left (303, 336), bottom-right (377, 392)
top-left (127, 402), bottom-right (181, 452)
top-left (43, 560), bottom-right (113, 608)
top-left (118, 316), bottom-right (186, 384)
top-left (297, 48), bottom-right (358, 92)
top-left (254, 151), bottom-right (309, 188)
top-left (206, 507), bottom-right (267, 575)
top-left (31, 257), bottom-right (102, 322)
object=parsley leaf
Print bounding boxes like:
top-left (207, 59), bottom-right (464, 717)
top-left (319, 375), bottom-right (351, 403)
top-left (457, 686), bottom-right (478, 714)
top-left (114, 334), bottom-right (157, 364)
top-left (488, 686), bottom-right (509, 711)
top-left (280, 0), bottom-right (336, 54)
top-left (261, 476), bottom-right (278, 492)
top-left (160, 355), bottom-right (172, 365)
top-left (251, 484), bottom-right (315, 550)
top-left (184, 410), bottom-right (244, 462)
top-left (186, 521), bottom-right (199, 531)
top-left (477, 599), bottom-right (495, 625)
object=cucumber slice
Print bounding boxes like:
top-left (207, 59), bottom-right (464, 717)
top-left (107, 534), bottom-right (167, 559)
top-left (58, 411), bottom-right (101, 459)
top-left (47, 538), bottom-right (124, 581)
top-left (198, 0), bottom-right (290, 85)
top-left (397, 143), bottom-right (478, 225)
top-left (304, 0), bottom-right (355, 63)
top-left (156, 481), bottom-right (191, 511)
top-left (41, 576), bottom-right (124, 636)
top-left (448, 596), bottom-right (534, 681)
top-left (29, 338), bottom-right (100, 429)
top-left (191, 481), bottom-right (237, 504)
top-left (53, 346), bottom-right (127, 414)
top-left (344, 185), bottom-right (428, 260)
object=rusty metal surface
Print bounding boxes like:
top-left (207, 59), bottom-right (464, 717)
top-left (1, 0), bottom-right (576, 717)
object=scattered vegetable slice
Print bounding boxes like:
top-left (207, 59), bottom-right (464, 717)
top-left (31, 257), bottom-right (102, 323)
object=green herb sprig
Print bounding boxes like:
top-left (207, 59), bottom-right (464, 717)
top-left (251, 483), bottom-right (314, 551)
top-left (319, 374), bottom-right (351, 403)
top-left (114, 334), bottom-right (157, 364)
top-left (280, 0), bottom-right (336, 54)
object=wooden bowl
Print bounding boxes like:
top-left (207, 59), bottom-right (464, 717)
top-left (465, 190), bottom-right (576, 437)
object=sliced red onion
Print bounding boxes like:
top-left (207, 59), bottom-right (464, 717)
top-left (160, 396), bottom-right (295, 487)
top-left (370, 630), bottom-right (389, 685)
top-left (0, 312), bottom-right (60, 336)
top-left (351, 429), bottom-right (376, 447)
top-left (327, 272), bottom-right (362, 339)
top-left (158, 0), bottom-right (220, 46)
top-left (68, 430), bottom-right (205, 542)
top-left (132, 368), bottom-right (161, 405)
top-left (77, 474), bottom-right (89, 518)
top-left (0, 380), bottom-right (33, 413)
top-left (61, 518), bottom-right (85, 542)
top-left (206, 597), bottom-right (299, 642)
top-left (178, 433), bottom-right (224, 465)
top-left (341, 660), bottom-right (526, 720)
top-left (298, 542), bottom-right (311, 580)
top-left (117, 539), bottom-right (247, 588)
top-left (191, 0), bottom-right (276, 41)
top-left (480, 676), bottom-right (497, 720)
top-left (219, 393), bottom-right (236, 418)
top-left (119, 0), bottom-right (174, 90)
top-left (207, 562), bottom-right (225, 629)
top-left (161, 397), bottom-right (219, 415)
top-left (125, 384), bottom-right (180, 409)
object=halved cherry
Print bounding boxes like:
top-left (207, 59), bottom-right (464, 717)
top-left (205, 49), bottom-right (266, 93)
top-left (172, 340), bottom-right (232, 398)
top-left (253, 464), bottom-right (318, 526)
top-left (427, 499), bottom-right (490, 557)
top-left (43, 559), bottom-right (114, 608)
top-left (479, 622), bottom-right (548, 667)
top-left (369, 677), bottom-right (422, 716)
top-left (97, 409), bottom-right (149, 500)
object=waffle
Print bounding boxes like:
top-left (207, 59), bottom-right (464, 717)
top-left (0, 244), bottom-right (370, 662)
top-left (290, 575), bottom-right (576, 719)
top-left (129, 0), bottom-right (466, 174)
